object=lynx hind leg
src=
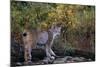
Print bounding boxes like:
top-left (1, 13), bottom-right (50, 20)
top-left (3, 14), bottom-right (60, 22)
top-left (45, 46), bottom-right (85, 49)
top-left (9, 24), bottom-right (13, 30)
top-left (47, 43), bottom-right (56, 59)
top-left (45, 47), bottom-right (52, 59)
top-left (48, 48), bottom-right (55, 60)
top-left (24, 46), bottom-right (32, 64)
top-left (45, 42), bottom-right (55, 60)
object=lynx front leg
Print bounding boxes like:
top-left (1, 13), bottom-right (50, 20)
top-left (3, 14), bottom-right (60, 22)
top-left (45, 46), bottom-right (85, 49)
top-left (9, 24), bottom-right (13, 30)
top-left (46, 46), bottom-right (55, 60)
top-left (24, 46), bottom-right (32, 64)
top-left (50, 48), bottom-right (56, 57)
top-left (48, 40), bottom-right (56, 60)
top-left (45, 38), bottom-right (56, 62)
top-left (45, 46), bottom-right (52, 59)
top-left (43, 46), bottom-right (54, 64)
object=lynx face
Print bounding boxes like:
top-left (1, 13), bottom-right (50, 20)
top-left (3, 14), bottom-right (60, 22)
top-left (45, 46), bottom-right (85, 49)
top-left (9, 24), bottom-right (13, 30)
top-left (50, 25), bottom-right (61, 39)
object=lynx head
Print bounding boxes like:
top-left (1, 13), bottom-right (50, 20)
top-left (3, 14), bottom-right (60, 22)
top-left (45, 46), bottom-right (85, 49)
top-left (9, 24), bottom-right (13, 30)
top-left (50, 23), bottom-right (62, 38)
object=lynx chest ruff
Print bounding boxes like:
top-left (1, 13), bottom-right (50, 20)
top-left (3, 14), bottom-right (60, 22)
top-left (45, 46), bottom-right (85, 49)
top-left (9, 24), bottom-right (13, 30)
top-left (36, 31), bottom-right (49, 48)
top-left (37, 31), bottom-right (48, 45)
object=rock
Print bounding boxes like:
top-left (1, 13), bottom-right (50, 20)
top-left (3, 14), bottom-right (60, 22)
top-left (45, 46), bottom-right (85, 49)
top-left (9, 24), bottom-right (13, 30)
top-left (72, 57), bottom-right (84, 62)
top-left (65, 56), bottom-right (73, 61)
top-left (88, 59), bottom-right (92, 61)
top-left (16, 62), bottom-right (22, 66)
top-left (53, 60), bottom-right (65, 64)
top-left (66, 60), bottom-right (75, 63)
top-left (53, 57), bottom-right (66, 64)
top-left (79, 57), bottom-right (85, 60)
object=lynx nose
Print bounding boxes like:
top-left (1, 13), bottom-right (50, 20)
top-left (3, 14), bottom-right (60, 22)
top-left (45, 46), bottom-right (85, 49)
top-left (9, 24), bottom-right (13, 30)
top-left (23, 32), bottom-right (27, 37)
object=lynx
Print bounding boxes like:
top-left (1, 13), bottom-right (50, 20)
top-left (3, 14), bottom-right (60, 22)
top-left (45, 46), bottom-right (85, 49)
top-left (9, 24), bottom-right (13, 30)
top-left (22, 23), bottom-right (62, 64)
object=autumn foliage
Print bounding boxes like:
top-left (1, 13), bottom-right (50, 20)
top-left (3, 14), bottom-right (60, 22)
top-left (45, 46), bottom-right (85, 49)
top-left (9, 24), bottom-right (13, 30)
top-left (11, 1), bottom-right (95, 53)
